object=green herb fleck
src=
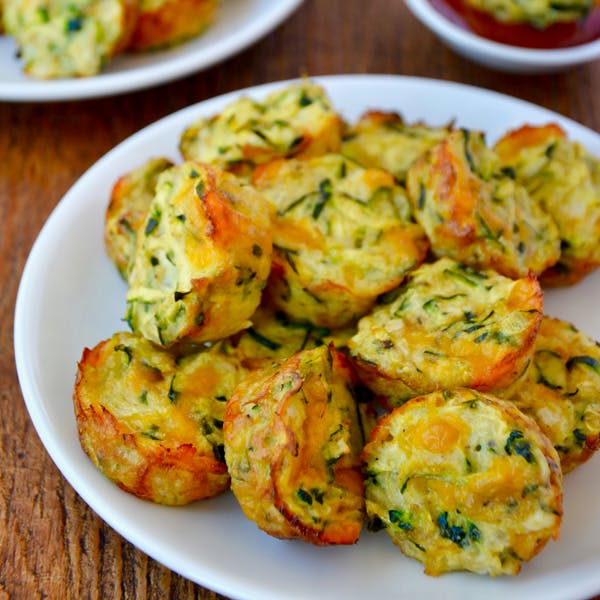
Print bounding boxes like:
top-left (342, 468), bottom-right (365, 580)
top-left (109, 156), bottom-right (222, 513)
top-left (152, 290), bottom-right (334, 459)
top-left (213, 444), bottom-right (225, 463)
top-left (313, 178), bottom-right (333, 219)
top-left (114, 344), bottom-right (133, 363)
top-left (66, 16), bottom-right (83, 33)
top-left (462, 129), bottom-right (477, 173)
top-left (174, 290), bottom-right (190, 301)
top-left (297, 488), bottom-right (313, 504)
top-left (417, 183), bottom-right (426, 210)
top-left (247, 328), bottom-right (281, 351)
top-left (505, 430), bottom-right (535, 463)
top-left (389, 510), bottom-right (413, 531)
top-left (310, 488), bottom-right (325, 504)
top-left (573, 428), bottom-right (587, 445)
top-left (566, 355), bottom-right (600, 375)
top-left (367, 515), bottom-right (386, 532)
top-left (299, 91), bottom-right (313, 106)
top-left (145, 217), bottom-right (159, 235)
top-left (168, 377), bottom-right (179, 403)
top-left (437, 512), bottom-right (480, 548)
top-left (142, 424), bottom-right (161, 440)
top-left (37, 7), bottom-right (50, 22)
top-left (274, 244), bottom-right (299, 274)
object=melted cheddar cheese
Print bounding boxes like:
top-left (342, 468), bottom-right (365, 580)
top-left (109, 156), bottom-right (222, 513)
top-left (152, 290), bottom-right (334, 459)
top-left (125, 161), bottom-right (273, 348)
top-left (406, 129), bottom-right (560, 279)
top-left (224, 345), bottom-right (365, 545)
top-left (495, 124), bottom-right (600, 286)
top-left (349, 257), bottom-right (542, 406)
top-left (253, 153), bottom-right (429, 328)
top-left (74, 332), bottom-right (247, 505)
top-left (501, 316), bottom-right (600, 472)
top-left (362, 389), bottom-right (562, 576)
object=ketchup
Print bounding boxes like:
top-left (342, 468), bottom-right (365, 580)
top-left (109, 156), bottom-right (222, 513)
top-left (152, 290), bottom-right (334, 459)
top-left (430, 0), bottom-right (600, 48)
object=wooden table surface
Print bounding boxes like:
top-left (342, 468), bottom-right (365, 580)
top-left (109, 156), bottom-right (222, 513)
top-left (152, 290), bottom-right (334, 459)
top-left (2, 1), bottom-right (600, 598)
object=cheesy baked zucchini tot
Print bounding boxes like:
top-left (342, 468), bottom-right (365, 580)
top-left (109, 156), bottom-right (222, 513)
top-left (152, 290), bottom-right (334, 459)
top-left (105, 157), bottom-right (174, 281)
top-left (406, 129), bottom-right (561, 279)
top-left (3, 0), bottom-right (138, 78)
top-left (74, 332), bottom-right (248, 505)
top-left (341, 111), bottom-right (451, 183)
top-left (179, 82), bottom-right (343, 179)
top-left (253, 153), bottom-right (429, 328)
top-left (501, 316), bottom-right (600, 473)
top-left (349, 257), bottom-right (543, 407)
top-left (495, 124), bottom-right (600, 286)
top-left (224, 345), bottom-right (365, 545)
top-left (128, 0), bottom-right (217, 51)
top-left (362, 389), bottom-right (563, 576)
top-left (125, 161), bottom-right (273, 348)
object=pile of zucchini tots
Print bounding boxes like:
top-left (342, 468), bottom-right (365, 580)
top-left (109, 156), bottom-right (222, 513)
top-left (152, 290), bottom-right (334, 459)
top-left (74, 80), bottom-right (600, 577)
top-left (1, 0), bottom-right (218, 79)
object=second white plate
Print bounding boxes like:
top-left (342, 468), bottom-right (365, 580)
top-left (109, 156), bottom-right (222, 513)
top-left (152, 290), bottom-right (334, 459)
top-left (0, 0), bottom-right (303, 102)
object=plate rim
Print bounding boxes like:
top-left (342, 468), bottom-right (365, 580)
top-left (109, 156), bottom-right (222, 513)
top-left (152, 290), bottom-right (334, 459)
top-left (0, 0), bottom-right (303, 102)
top-left (13, 73), bottom-right (600, 600)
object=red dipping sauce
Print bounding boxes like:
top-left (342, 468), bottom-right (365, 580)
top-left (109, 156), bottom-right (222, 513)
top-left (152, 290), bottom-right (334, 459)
top-left (430, 0), bottom-right (600, 48)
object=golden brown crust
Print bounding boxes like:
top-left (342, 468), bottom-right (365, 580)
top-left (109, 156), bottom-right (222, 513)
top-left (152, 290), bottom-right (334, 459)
top-left (224, 345), bottom-right (365, 545)
top-left (406, 129), bottom-right (560, 279)
top-left (105, 157), bottom-right (174, 280)
top-left (362, 388), bottom-right (562, 576)
top-left (500, 316), bottom-right (600, 472)
top-left (349, 258), bottom-right (543, 406)
top-left (125, 161), bottom-right (273, 348)
top-left (74, 332), bottom-right (247, 505)
top-left (495, 123), bottom-right (600, 287)
top-left (128, 0), bottom-right (217, 51)
top-left (494, 123), bottom-right (566, 158)
top-left (341, 110), bottom-right (452, 183)
top-left (253, 153), bottom-right (429, 328)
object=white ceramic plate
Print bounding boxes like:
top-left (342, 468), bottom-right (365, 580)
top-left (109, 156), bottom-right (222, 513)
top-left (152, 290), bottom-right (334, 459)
top-left (0, 0), bottom-right (302, 102)
top-left (405, 0), bottom-right (600, 74)
top-left (14, 75), bottom-right (600, 600)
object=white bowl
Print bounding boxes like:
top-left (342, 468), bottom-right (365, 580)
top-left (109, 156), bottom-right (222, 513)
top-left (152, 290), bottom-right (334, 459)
top-left (405, 0), bottom-right (600, 73)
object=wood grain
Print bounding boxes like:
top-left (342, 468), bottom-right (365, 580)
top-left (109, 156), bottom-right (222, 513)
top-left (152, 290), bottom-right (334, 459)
top-left (1, 0), bottom-right (599, 598)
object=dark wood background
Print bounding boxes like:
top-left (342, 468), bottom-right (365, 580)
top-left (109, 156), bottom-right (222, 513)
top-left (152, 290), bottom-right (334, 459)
top-left (1, 1), bottom-right (599, 598)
